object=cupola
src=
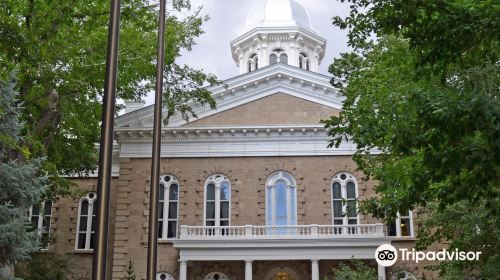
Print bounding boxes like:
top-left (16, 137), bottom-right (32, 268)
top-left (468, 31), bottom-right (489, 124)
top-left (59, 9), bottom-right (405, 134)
top-left (231, 0), bottom-right (326, 74)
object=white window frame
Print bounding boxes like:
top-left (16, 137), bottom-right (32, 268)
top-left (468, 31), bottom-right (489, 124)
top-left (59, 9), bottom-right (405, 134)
top-left (270, 49), bottom-right (287, 65)
top-left (156, 272), bottom-right (175, 280)
top-left (75, 192), bottom-right (97, 250)
top-left (389, 210), bottom-right (414, 237)
top-left (29, 200), bottom-right (52, 249)
top-left (265, 171), bottom-right (297, 226)
top-left (331, 172), bottom-right (359, 225)
top-left (248, 53), bottom-right (258, 72)
top-left (158, 174), bottom-right (180, 240)
top-left (203, 174), bottom-right (231, 227)
top-left (299, 53), bottom-right (310, 71)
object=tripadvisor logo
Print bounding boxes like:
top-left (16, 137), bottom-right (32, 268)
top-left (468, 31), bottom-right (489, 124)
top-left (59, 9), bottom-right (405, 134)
top-left (375, 244), bottom-right (482, 267)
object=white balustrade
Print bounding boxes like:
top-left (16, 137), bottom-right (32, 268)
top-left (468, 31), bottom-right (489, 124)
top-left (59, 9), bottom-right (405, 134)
top-left (178, 224), bottom-right (385, 240)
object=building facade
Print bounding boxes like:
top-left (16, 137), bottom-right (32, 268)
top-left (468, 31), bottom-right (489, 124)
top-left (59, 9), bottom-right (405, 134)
top-left (40, 1), bottom-right (429, 279)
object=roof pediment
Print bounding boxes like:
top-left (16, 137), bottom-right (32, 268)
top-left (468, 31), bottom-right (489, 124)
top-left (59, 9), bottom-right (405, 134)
top-left (116, 63), bottom-right (343, 129)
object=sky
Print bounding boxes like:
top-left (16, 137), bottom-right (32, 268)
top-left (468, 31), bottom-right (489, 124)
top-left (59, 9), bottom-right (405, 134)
top-left (145, 0), bottom-right (353, 105)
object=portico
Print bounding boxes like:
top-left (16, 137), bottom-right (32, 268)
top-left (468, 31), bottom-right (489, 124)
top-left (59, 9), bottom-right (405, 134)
top-left (173, 224), bottom-right (391, 280)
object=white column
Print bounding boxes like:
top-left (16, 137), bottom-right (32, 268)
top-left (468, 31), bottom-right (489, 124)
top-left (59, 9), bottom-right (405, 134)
top-left (245, 260), bottom-right (252, 280)
top-left (311, 259), bottom-right (319, 280)
top-left (377, 264), bottom-right (386, 280)
top-left (179, 260), bottom-right (187, 280)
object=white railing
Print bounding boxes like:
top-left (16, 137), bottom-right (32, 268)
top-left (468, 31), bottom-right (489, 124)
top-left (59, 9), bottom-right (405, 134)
top-left (178, 224), bottom-right (385, 240)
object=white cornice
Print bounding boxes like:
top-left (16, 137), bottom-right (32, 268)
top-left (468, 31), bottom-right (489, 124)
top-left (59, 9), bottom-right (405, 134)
top-left (114, 125), bottom-right (378, 158)
top-left (116, 64), bottom-right (343, 129)
top-left (231, 26), bottom-right (326, 48)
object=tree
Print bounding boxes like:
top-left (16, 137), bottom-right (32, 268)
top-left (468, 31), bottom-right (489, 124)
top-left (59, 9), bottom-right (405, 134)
top-left (324, 259), bottom-right (377, 280)
top-left (0, 72), bottom-right (48, 279)
top-left (14, 252), bottom-right (71, 280)
top-left (324, 0), bottom-right (499, 277)
top-left (0, 0), bottom-right (219, 198)
top-left (122, 259), bottom-right (136, 280)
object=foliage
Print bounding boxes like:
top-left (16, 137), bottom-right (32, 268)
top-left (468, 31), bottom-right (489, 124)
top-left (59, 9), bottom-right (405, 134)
top-left (122, 259), bottom-right (136, 280)
top-left (332, 0), bottom-right (499, 75)
top-left (417, 200), bottom-right (500, 278)
top-left (0, 72), bottom-right (48, 278)
top-left (324, 259), bottom-right (377, 280)
top-left (0, 0), bottom-right (219, 198)
top-left (324, 0), bottom-right (499, 277)
top-left (14, 252), bottom-right (71, 280)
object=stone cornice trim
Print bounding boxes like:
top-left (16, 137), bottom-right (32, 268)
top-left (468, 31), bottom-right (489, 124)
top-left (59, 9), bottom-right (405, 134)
top-left (115, 125), bottom-right (328, 143)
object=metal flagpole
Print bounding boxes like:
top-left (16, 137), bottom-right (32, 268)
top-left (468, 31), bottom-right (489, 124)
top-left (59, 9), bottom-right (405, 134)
top-left (147, 0), bottom-right (166, 279)
top-left (93, 0), bottom-right (121, 279)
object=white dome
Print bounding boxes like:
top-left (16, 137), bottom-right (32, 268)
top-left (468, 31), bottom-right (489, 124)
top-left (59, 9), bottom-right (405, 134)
top-left (245, 0), bottom-right (314, 31)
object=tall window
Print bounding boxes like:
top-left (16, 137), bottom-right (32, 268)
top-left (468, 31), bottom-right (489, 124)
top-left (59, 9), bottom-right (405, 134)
top-left (248, 53), bottom-right (258, 72)
top-left (158, 175), bottom-right (179, 239)
top-left (269, 53), bottom-right (278, 64)
top-left (270, 49), bottom-right (288, 65)
top-left (388, 210), bottom-right (414, 237)
top-left (266, 171), bottom-right (297, 226)
top-left (299, 53), bottom-right (310, 71)
top-left (29, 201), bottom-right (52, 249)
top-left (279, 53), bottom-right (288, 65)
top-left (331, 173), bottom-right (358, 225)
top-left (76, 192), bottom-right (97, 250)
top-left (204, 174), bottom-right (231, 227)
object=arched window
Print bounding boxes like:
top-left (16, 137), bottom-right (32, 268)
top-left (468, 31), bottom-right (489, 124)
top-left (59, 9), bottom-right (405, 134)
top-left (279, 53), bottom-right (288, 64)
top-left (204, 272), bottom-right (229, 280)
top-left (157, 272), bottom-right (175, 280)
top-left (158, 175), bottom-right (179, 239)
top-left (266, 171), bottom-right (297, 226)
top-left (204, 174), bottom-right (231, 227)
top-left (269, 53), bottom-right (278, 65)
top-left (248, 54), bottom-right (258, 72)
top-left (29, 200), bottom-right (52, 249)
top-left (76, 192), bottom-right (97, 250)
top-left (331, 173), bottom-right (358, 226)
top-left (299, 53), bottom-right (310, 71)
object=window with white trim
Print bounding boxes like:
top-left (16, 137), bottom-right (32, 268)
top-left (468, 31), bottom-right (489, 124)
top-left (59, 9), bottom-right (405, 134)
top-left (269, 53), bottom-right (278, 64)
top-left (76, 192), bottom-right (97, 250)
top-left (387, 210), bottom-right (414, 237)
top-left (248, 53), bottom-right (258, 72)
top-left (204, 174), bottom-right (231, 227)
top-left (270, 49), bottom-right (287, 65)
top-left (157, 272), bottom-right (175, 280)
top-left (279, 53), bottom-right (288, 64)
top-left (158, 175), bottom-right (179, 239)
top-left (266, 171), bottom-right (297, 226)
top-left (29, 200), bottom-right (52, 249)
top-left (331, 172), bottom-right (358, 225)
top-left (299, 53), bottom-right (310, 71)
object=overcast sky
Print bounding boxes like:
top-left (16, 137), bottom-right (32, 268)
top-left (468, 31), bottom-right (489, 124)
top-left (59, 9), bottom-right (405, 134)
top-left (145, 0), bottom-right (352, 105)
